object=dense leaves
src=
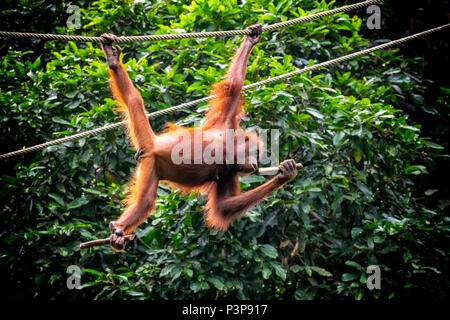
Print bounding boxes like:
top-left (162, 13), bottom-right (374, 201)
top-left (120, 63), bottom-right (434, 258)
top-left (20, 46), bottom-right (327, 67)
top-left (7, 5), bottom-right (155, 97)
top-left (0, 0), bottom-right (448, 300)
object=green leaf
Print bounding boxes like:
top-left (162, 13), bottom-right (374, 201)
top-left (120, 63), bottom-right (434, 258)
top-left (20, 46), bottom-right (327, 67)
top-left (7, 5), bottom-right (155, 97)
top-left (373, 232), bottom-right (386, 244)
top-left (260, 244), bottom-right (278, 259)
top-left (440, 86), bottom-right (450, 94)
top-left (345, 261), bottom-right (363, 270)
top-left (31, 56), bottom-right (41, 71)
top-left (82, 269), bottom-right (103, 276)
top-left (270, 262), bottom-right (286, 281)
top-left (68, 197), bottom-right (89, 209)
top-left (333, 131), bottom-right (346, 147)
top-left (351, 228), bottom-right (363, 238)
top-left (208, 278), bottom-right (225, 290)
top-left (355, 288), bottom-right (364, 300)
top-left (261, 266), bottom-right (272, 279)
top-left (424, 189), bottom-right (438, 196)
top-left (190, 281), bottom-right (202, 293)
top-left (353, 151), bottom-right (362, 163)
top-left (52, 117), bottom-right (71, 126)
top-left (49, 193), bottom-right (65, 206)
top-left (183, 268), bottom-right (193, 278)
top-left (305, 107), bottom-right (324, 119)
top-left (289, 265), bottom-right (301, 273)
top-left (65, 91), bottom-right (78, 98)
top-left (160, 265), bottom-right (173, 277)
top-left (81, 188), bottom-right (102, 196)
top-left (425, 141), bottom-right (444, 150)
top-left (311, 267), bottom-right (333, 277)
top-left (405, 165), bottom-right (429, 175)
top-left (357, 182), bottom-right (373, 197)
top-left (126, 291), bottom-right (144, 297)
top-left (342, 273), bottom-right (359, 282)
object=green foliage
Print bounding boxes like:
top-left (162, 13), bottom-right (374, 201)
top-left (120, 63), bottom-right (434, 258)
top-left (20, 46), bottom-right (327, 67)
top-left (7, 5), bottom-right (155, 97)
top-left (0, 0), bottom-right (448, 300)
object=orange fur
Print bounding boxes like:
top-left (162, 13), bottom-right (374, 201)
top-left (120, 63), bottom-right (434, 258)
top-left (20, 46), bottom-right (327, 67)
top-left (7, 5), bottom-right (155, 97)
top-left (204, 175), bottom-right (241, 231)
top-left (101, 30), bottom-right (294, 248)
top-left (111, 76), bottom-right (258, 232)
top-left (162, 180), bottom-right (215, 197)
top-left (108, 67), bottom-right (140, 150)
top-left (202, 80), bottom-right (245, 130)
top-left (157, 81), bottom-right (261, 231)
top-left (122, 166), bottom-right (139, 207)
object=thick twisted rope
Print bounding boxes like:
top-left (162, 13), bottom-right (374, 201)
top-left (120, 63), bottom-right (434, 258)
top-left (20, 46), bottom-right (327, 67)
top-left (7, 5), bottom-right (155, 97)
top-left (1, 23), bottom-right (448, 160)
top-left (0, 0), bottom-right (382, 43)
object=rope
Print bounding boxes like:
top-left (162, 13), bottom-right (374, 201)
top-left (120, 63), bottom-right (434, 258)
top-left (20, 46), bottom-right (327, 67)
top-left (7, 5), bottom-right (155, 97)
top-left (1, 23), bottom-right (448, 160)
top-left (0, 0), bottom-right (383, 43)
top-left (244, 23), bottom-right (450, 90)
